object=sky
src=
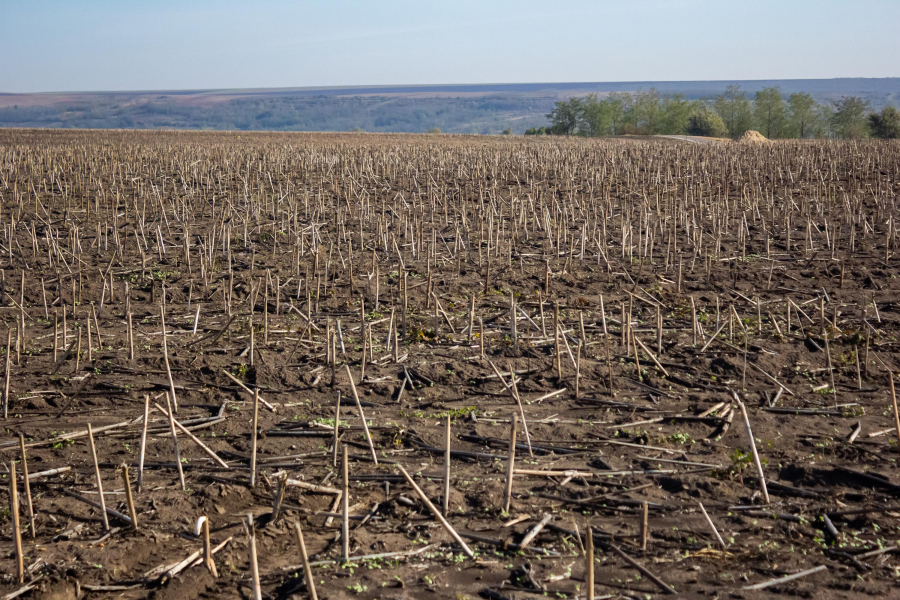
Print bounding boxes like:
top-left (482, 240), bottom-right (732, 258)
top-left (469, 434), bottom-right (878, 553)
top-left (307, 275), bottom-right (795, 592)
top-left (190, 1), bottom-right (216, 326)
top-left (1, 0), bottom-right (898, 94)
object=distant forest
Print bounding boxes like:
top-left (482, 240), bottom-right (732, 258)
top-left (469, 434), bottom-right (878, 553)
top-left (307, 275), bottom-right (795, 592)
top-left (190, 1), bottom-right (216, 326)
top-left (0, 95), bottom-right (551, 135)
top-left (539, 86), bottom-right (900, 139)
top-left (1, 79), bottom-right (898, 136)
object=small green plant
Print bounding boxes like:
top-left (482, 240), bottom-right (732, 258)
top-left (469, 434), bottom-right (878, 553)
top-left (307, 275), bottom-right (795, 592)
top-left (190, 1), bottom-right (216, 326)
top-left (432, 406), bottom-right (477, 421)
top-left (312, 417), bottom-right (348, 428)
top-left (729, 448), bottom-right (753, 475)
top-left (668, 432), bottom-right (694, 445)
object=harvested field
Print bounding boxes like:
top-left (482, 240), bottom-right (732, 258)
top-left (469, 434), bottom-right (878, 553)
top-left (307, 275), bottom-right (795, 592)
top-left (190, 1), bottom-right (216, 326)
top-left (2, 129), bottom-right (900, 599)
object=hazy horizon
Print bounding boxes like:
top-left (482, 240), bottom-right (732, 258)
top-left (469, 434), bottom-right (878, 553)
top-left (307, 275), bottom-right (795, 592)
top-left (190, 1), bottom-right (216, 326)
top-left (2, 0), bottom-right (898, 94)
top-left (4, 76), bottom-right (900, 97)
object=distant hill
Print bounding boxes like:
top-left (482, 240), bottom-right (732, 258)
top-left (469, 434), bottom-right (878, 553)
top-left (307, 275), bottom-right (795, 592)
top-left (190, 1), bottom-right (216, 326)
top-left (1, 78), bottom-right (898, 134)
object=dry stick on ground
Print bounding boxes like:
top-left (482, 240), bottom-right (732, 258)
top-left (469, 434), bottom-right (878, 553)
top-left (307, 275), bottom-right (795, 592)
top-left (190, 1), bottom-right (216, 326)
top-left (734, 393), bottom-right (770, 503)
top-left (608, 543), bottom-right (676, 594)
top-left (250, 388), bottom-right (260, 487)
top-left (61, 488), bottom-right (133, 526)
top-left (487, 359), bottom-right (532, 457)
top-left (533, 388), bottom-right (566, 404)
top-left (503, 413), bottom-right (518, 513)
top-left (153, 402), bottom-right (230, 468)
top-left (164, 392), bottom-right (186, 491)
top-left (271, 472), bottom-right (287, 522)
top-left (87, 423), bottom-right (110, 532)
top-left (634, 336), bottom-right (670, 377)
top-left (250, 320), bottom-right (256, 367)
top-left (344, 364), bottom-right (377, 464)
top-left (439, 415), bottom-right (451, 518)
top-left (137, 394), bottom-right (150, 492)
top-left (395, 464), bottom-right (475, 558)
top-left (195, 516), bottom-right (218, 577)
top-left (575, 339), bottom-right (582, 399)
top-left (120, 463), bottom-right (138, 529)
top-left (691, 296), bottom-right (699, 345)
top-left (467, 296), bottom-right (475, 342)
top-left (742, 336), bottom-right (749, 390)
top-left (699, 401), bottom-right (727, 418)
top-left (76, 325), bottom-right (82, 370)
top-left (479, 317), bottom-right (485, 359)
top-left (3, 329), bottom-right (10, 419)
top-left (9, 460), bottom-right (24, 583)
top-left (519, 513), bottom-right (553, 549)
top-left (509, 292), bottom-right (517, 347)
top-left (604, 324), bottom-right (614, 393)
top-left (322, 491), bottom-right (343, 529)
top-left (640, 500), bottom-right (649, 550)
top-left (187, 313), bottom-right (238, 348)
top-left (222, 370), bottom-right (277, 412)
top-left (127, 311), bottom-right (134, 361)
top-left (699, 320), bottom-right (728, 352)
top-left (890, 374), bottom-right (900, 451)
top-left (332, 389), bottom-right (341, 468)
top-left (160, 303), bottom-right (179, 413)
top-left (360, 323), bottom-right (367, 380)
top-left (554, 303), bottom-right (562, 379)
top-left (825, 334), bottom-right (837, 406)
top-left (768, 312), bottom-right (784, 339)
top-left (280, 477), bottom-right (341, 495)
top-left (743, 565), bottom-right (827, 591)
top-left (855, 343), bottom-right (863, 390)
top-left (245, 514), bottom-right (263, 600)
top-left (18, 434), bottom-right (35, 539)
top-left (341, 445), bottom-right (350, 561)
top-left (585, 524), bottom-right (595, 600)
top-left (747, 360), bottom-right (795, 396)
top-left (506, 359), bottom-right (532, 456)
top-left (698, 502), bottom-right (726, 549)
top-left (293, 521), bottom-right (318, 600)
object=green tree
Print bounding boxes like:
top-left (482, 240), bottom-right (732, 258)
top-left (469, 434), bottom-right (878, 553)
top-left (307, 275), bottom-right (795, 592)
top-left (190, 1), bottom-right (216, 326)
top-left (578, 94), bottom-right (610, 137)
top-left (659, 94), bottom-right (696, 135)
top-left (814, 103), bottom-right (835, 138)
top-left (868, 106), bottom-right (900, 139)
top-left (606, 92), bottom-right (631, 135)
top-left (753, 87), bottom-right (786, 138)
top-left (631, 89), bottom-right (662, 134)
top-left (547, 98), bottom-right (583, 135)
top-left (686, 108), bottom-right (729, 137)
top-left (714, 84), bottom-right (752, 138)
top-left (832, 97), bottom-right (870, 139)
top-left (786, 92), bottom-right (817, 138)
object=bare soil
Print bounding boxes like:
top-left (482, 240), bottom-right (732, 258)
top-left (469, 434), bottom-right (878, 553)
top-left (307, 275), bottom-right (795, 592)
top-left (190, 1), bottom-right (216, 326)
top-left (0, 130), bottom-right (899, 600)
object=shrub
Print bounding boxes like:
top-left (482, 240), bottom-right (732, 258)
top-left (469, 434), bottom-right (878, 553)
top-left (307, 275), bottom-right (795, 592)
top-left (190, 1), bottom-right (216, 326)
top-left (686, 109), bottom-right (729, 137)
top-left (869, 106), bottom-right (900, 139)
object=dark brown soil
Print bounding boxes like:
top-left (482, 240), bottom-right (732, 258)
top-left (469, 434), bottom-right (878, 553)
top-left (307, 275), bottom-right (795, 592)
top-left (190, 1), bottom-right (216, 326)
top-left (1, 129), bottom-right (900, 600)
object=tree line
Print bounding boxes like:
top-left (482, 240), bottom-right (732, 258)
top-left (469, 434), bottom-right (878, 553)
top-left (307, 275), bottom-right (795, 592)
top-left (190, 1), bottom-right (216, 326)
top-left (533, 85), bottom-right (900, 139)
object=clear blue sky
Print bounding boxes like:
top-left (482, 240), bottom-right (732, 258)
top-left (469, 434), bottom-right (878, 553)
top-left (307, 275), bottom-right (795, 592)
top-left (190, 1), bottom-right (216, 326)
top-left (1, 0), bottom-right (897, 93)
